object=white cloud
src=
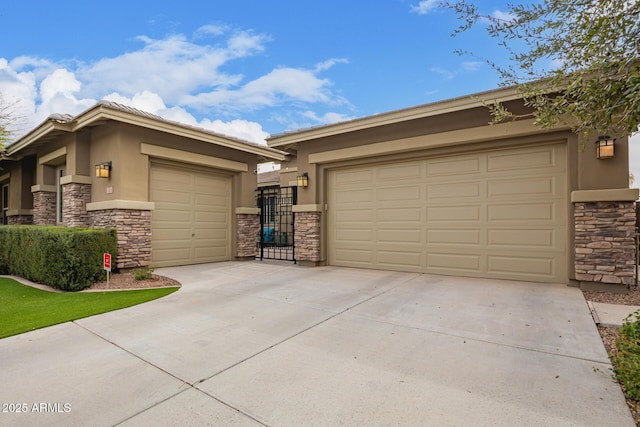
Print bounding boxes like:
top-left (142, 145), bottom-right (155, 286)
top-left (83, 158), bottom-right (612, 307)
top-left (462, 61), bottom-right (483, 72)
top-left (102, 90), bottom-right (269, 143)
top-left (36, 69), bottom-right (95, 119)
top-left (487, 10), bottom-right (517, 23)
top-left (185, 66), bottom-right (345, 112)
top-left (301, 110), bottom-right (353, 125)
top-left (314, 58), bottom-right (349, 72)
top-left (0, 26), bottom-right (349, 143)
top-left (429, 67), bottom-right (455, 81)
top-left (410, 0), bottom-right (439, 15)
top-left (194, 24), bottom-right (229, 38)
top-left (199, 119), bottom-right (269, 144)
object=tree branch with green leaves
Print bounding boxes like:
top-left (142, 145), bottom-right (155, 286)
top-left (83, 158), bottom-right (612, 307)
top-left (443, 0), bottom-right (640, 139)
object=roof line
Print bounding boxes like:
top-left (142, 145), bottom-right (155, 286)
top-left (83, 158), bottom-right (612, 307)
top-left (267, 86), bottom-right (523, 147)
top-left (7, 102), bottom-right (287, 161)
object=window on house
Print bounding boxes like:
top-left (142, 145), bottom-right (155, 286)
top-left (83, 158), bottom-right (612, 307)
top-left (56, 167), bottom-right (64, 223)
top-left (264, 195), bottom-right (277, 224)
top-left (1, 184), bottom-right (8, 225)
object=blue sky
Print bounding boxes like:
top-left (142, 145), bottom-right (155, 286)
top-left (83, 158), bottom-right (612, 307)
top-left (0, 0), bottom-right (637, 180)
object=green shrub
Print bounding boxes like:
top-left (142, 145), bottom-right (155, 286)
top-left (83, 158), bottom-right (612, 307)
top-left (0, 226), bottom-right (117, 292)
top-left (133, 266), bottom-right (154, 281)
top-left (614, 310), bottom-right (640, 401)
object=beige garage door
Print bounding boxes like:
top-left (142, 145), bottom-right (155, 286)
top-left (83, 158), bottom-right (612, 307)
top-left (328, 144), bottom-right (568, 283)
top-left (151, 163), bottom-right (231, 267)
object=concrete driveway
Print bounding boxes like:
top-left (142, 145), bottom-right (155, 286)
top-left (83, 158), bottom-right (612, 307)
top-left (0, 262), bottom-right (634, 426)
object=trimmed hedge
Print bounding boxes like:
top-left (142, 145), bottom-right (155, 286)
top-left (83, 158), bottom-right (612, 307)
top-left (0, 226), bottom-right (117, 291)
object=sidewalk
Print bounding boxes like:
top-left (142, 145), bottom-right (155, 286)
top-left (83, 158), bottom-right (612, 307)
top-left (588, 301), bottom-right (640, 326)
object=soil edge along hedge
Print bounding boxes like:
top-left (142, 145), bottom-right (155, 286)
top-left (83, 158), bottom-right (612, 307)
top-left (0, 226), bottom-right (117, 291)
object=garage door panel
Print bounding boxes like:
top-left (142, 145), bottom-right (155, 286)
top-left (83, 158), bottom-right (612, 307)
top-left (377, 186), bottom-right (421, 202)
top-left (487, 255), bottom-right (555, 278)
top-left (335, 248), bottom-right (373, 264)
top-left (151, 163), bottom-right (230, 267)
top-left (377, 207), bottom-right (422, 222)
top-left (329, 143), bottom-right (568, 283)
top-left (335, 188), bottom-right (373, 204)
top-left (427, 229), bottom-right (481, 246)
top-left (487, 229), bottom-right (557, 249)
top-left (334, 169), bottom-right (374, 185)
top-left (487, 147), bottom-right (556, 172)
top-left (335, 208), bottom-right (374, 222)
top-left (487, 203), bottom-right (556, 222)
top-left (152, 210), bottom-right (192, 223)
top-left (427, 253), bottom-right (482, 272)
top-left (334, 228), bottom-right (374, 242)
top-left (428, 182), bottom-right (481, 199)
top-left (428, 206), bottom-right (482, 222)
top-left (377, 250), bottom-right (422, 268)
top-left (427, 157), bottom-right (481, 176)
top-left (377, 229), bottom-right (422, 244)
top-left (487, 176), bottom-right (556, 198)
top-left (376, 163), bottom-right (422, 181)
top-left (152, 188), bottom-right (192, 205)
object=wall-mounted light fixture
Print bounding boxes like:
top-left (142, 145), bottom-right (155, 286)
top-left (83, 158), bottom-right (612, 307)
top-left (296, 172), bottom-right (309, 187)
top-left (95, 161), bottom-right (112, 178)
top-left (595, 136), bottom-right (615, 160)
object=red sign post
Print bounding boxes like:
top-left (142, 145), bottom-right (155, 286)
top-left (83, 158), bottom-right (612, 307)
top-left (103, 253), bottom-right (112, 288)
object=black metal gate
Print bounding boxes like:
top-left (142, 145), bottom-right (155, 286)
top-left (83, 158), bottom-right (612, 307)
top-left (256, 186), bottom-right (297, 262)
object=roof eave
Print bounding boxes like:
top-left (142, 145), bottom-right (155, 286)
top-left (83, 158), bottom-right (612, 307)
top-left (267, 86), bottom-right (523, 147)
top-left (7, 103), bottom-right (287, 162)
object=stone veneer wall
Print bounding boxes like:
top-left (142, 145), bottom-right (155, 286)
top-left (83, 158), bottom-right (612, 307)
top-left (236, 213), bottom-right (259, 258)
top-left (7, 215), bottom-right (33, 225)
top-left (574, 201), bottom-right (637, 287)
top-left (62, 183), bottom-right (91, 227)
top-left (33, 191), bottom-right (57, 225)
top-left (294, 211), bottom-right (321, 263)
top-left (89, 209), bottom-right (152, 269)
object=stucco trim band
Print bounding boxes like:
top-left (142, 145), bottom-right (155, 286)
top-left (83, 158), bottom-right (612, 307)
top-left (308, 120), bottom-right (559, 164)
top-left (141, 143), bottom-right (249, 172)
top-left (86, 200), bottom-right (155, 211)
top-left (7, 209), bottom-right (34, 216)
top-left (571, 188), bottom-right (639, 203)
top-left (236, 207), bottom-right (260, 215)
top-left (60, 175), bottom-right (92, 185)
top-left (292, 204), bottom-right (323, 213)
top-left (31, 184), bottom-right (57, 193)
top-left (39, 146), bottom-right (67, 165)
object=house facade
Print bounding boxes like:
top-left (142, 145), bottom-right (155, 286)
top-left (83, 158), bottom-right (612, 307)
top-left (0, 102), bottom-right (285, 269)
top-left (267, 87), bottom-right (638, 291)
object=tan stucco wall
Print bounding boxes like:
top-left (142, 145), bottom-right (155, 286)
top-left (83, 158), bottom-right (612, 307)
top-left (86, 122), bottom-right (259, 206)
top-left (0, 157), bottom-right (35, 211)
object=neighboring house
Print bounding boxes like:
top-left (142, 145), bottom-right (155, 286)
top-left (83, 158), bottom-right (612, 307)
top-left (267, 86), bottom-right (639, 291)
top-left (0, 101), bottom-right (286, 269)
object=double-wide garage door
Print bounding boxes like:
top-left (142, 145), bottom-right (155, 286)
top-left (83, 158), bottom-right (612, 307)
top-left (328, 144), bottom-right (567, 283)
top-left (151, 163), bottom-right (231, 267)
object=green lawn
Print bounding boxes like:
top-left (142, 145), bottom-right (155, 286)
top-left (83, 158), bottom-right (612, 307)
top-left (0, 278), bottom-right (179, 339)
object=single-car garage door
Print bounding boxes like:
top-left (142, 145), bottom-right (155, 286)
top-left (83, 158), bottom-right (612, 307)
top-left (151, 163), bottom-right (231, 267)
top-left (328, 143), bottom-right (567, 283)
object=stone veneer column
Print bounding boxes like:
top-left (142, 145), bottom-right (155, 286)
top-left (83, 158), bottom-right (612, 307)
top-left (89, 209), bottom-right (152, 269)
top-left (32, 190), bottom-right (57, 225)
top-left (236, 208), bottom-right (260, 259)
top-left (62, 182), bottom-right (92, 227)
top-left (573, 192), bottom-right (638, 289)
top-left (293, 207), bottom-right (322, 265)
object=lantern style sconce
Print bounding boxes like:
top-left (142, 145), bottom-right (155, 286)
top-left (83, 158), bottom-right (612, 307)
top-left (296, 172), bottom-right (309, 187)
top-left (595, 136), bottom-right (615, 160)
top-left (95, 161), bottom-right (112, 178)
